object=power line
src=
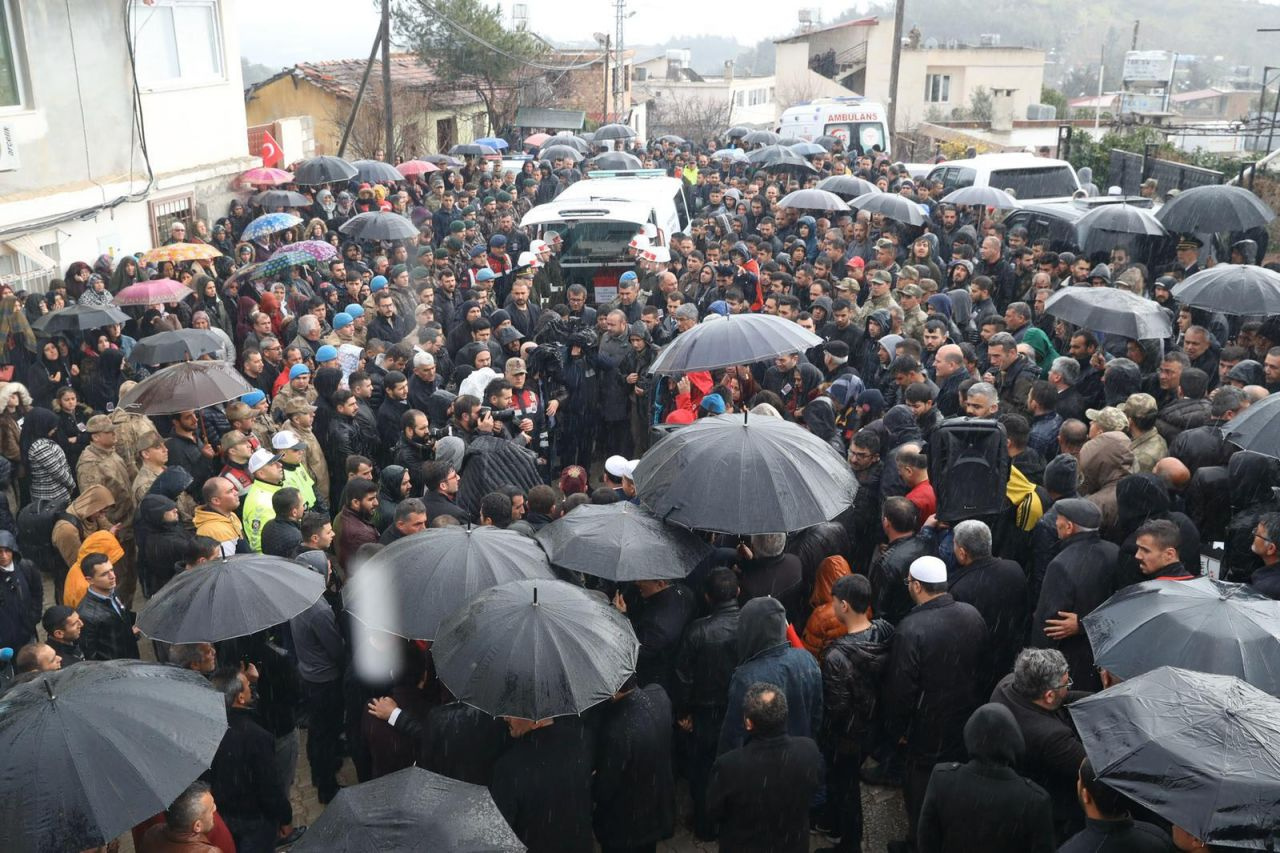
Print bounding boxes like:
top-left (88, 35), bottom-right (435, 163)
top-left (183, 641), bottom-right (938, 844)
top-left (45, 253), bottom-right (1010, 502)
top-left (411, 0), bottom-right (603, 72)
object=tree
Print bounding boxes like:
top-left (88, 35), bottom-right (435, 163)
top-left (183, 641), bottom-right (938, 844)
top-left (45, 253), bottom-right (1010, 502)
top-left (647, 91), bottom-right (733, 144)
top-left (967, 86), bottom-right (994, 123)
top-left (392, 0), bottom-right (548, 133)
top-left (326, 80), bottom-right (439, 161)
top-left (1040, 85), bottom-right (1068, 120)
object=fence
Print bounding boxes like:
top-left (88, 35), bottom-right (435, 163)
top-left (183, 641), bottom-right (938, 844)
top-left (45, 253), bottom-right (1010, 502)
top-left (1109, 147), bottom-right (1224, 196)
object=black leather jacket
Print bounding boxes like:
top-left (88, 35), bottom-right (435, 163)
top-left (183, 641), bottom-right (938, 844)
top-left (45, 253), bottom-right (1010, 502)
top-left (672, 600), bottom-right (740, 715)
top-left (76, 592), bottom-right (140, 661)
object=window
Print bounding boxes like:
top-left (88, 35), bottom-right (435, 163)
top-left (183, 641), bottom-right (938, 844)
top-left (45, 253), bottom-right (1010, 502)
top-left (129, 1), bottom-right (224, 87)
top-left (748, 88), bottom-right (767, 106)
top-left (735, 91), bottom-right (745, 107)
top-left (149, 194), bottom-right (194, 247)
top-left (0, 239), bottom-right (60, 291)
top-left (0, 0), bottom-right (27, 109)
top-left (925, 73), bottom-right (951, 103)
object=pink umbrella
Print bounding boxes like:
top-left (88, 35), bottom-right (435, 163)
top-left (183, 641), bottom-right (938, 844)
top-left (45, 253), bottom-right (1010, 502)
top-left (240, 167), bottom-right (293, 186)
top-left (524, 133), bottom-right (551, 147)
top-left (396, 160), bottom-right (439, 177)
top-left (113, 279), bottom-right (194, 307)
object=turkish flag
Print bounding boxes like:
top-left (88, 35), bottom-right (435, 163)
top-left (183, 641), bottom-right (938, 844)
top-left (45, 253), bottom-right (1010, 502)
top-left (261, 131), bottom-right (283, 168)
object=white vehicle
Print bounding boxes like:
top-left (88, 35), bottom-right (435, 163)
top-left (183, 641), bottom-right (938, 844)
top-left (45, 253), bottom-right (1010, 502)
top-left (926, 153), bottom-right (1082, 203)
top-left (776, 97), bottom-right (891, 157)
top-left (520, 170), bottom-right (690, 293)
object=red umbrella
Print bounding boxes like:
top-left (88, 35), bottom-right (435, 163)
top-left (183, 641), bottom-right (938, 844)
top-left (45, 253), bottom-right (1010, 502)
top-left (240, 166), bottom-right (293, 186)
top-left (396, 160), bottom-right (439, 177)
top-left (113, 279), bottom-right (194, 307)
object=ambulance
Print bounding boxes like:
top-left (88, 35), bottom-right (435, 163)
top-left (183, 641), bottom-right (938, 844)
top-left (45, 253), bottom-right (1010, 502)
top-left (776, 97), bottom-right (891, 158)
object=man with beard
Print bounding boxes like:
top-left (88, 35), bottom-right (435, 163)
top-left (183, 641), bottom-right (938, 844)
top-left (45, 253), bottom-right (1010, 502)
top-left (394, 409), bottom-right (435, 496)
top-left (333, 478), bottom-right (379, 576)
top-left (377, 371), bottom-right (411, 451)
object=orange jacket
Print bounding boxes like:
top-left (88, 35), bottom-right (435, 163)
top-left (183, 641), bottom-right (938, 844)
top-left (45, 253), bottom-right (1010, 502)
top-left (802, 555), bottom-right (852, 659)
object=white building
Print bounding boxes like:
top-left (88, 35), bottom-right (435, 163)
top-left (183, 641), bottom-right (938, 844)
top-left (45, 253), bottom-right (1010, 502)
top-left (774, 17), bottom-right (1046, 132)
top-left (635, 51), bottom-right (778, 138)
top-left (0, 0), bottom-right (256, 290)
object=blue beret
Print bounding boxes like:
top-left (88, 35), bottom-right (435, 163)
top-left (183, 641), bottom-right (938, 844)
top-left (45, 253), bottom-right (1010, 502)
top-left (240, 390), bottom-right (266, 407)
top-left (315, 345), bottom-right (338, 362)
top-left (289, 364), bottom-right (311, 380)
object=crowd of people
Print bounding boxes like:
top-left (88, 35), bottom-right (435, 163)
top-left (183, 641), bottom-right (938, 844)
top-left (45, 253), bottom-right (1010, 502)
top-left (0, 129), bottom-right (1276, 853)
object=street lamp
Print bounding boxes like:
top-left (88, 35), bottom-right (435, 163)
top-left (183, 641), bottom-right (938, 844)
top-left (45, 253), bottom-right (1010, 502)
top-left (593, 32), bottom-right (611, 125)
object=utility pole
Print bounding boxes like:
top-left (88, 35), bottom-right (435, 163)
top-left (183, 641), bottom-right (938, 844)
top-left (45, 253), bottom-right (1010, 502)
top-left (337, 26), bottom-right (384, 157)
top-left (381, 0), bottom-right (394, 161)
top-left (613, 0), bottom-right (626, 125)
top-left (886, 0), bottom-right (906, 135)
top-left (1131, 19), bottom-right (1140, 50)
top-left (603, 35), bottom-right (611, 123)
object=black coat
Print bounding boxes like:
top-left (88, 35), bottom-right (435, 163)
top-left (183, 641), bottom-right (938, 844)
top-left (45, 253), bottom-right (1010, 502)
top-left (737, 553), bottom-right (805, 625)
top-left (207, 707), bottom-right (293, 826)
top-left (76, 591), bottom-right (140, 661)
top-left (423, 491), bottom-right (471, 523)
top-left (820, 619), bottom-right (894, 753)
top-left (376, 397), bottom-right (410, 453)
top-left (0, 556), bottom-right (41, 651)
top-left (881, 593), bottom-right (988, 763)
top-left (393, 701), bottom-right (509, 786)
top-left (260, 518), bottom-right (303, 558)
top-left (1057, 817), bottom-right (1175, 853)
top-left (1168, 421), bottom-right (1235, 474)
top-left (489, 718), bottom-right (595, 853)
top-left (593, 686), bottom-right (676, 848)
top-left (673, 600), bottom-right (740, 716)
top-left (948, 555), bottom-right (1029, 692)
top-left (705, 733), bottom-right (823, 853)
top-left (918, 762), bottom-right (1055, 853)
top-left (990, 674), bottom-right (1089, 834)
top-left (1155, 396), bottom-right (1211, 443)
top-left (630, 582), bottom-right (696, 698)
top-left (870, 534), bottom-right (934, 626)
top-left (1032, 530), bottom-right (1117, 691)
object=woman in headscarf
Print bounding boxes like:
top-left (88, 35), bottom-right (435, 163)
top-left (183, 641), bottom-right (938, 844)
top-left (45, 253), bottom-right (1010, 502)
top-left (193, 275), bottom-right (233, 339)
top-left (796, 216), bottom-right (819, 262)
top-left (63, 261), bottom-right (92, 301)
top-left (22, 292), bottom-right (47, 327)
top-left (20, 405), bottom-right (75, 505)
top-left (26, 337), bottom-right (74, 409)
top-left (81, 345), bottom-right (125, 414)
top-left (227, 198), bottom-right (251, 240)
top-left (1020, 326), bottom-right (1059, 374)
top-left (801, 395), bottom-right (846, 456)
top-left (0, 294), bottom-right (37, 375)
top-left (77, 273), bottom-right (115, 308)
top-left (191, 310), bottom-right (235, 363)
top-left (109, 255), bottom-right (141, 295)
top-left (256, 291), bottom-right (285, 338)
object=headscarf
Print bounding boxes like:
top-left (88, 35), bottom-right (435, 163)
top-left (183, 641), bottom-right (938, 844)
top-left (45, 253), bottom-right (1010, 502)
top-left (1020, 326), bottom-right (1059, 373)
top-left (83, 347), bottom-right (126, 413)
top-left (0, 294), bottom-right (37, 357)
top-left (19, 406), bottom-right (61, 457)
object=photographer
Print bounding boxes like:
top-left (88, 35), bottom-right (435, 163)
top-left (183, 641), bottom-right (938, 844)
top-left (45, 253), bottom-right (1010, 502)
top-left (482, 377), bottom-right (530, 444)
top-left (449, 394), bottom-right (497, 447)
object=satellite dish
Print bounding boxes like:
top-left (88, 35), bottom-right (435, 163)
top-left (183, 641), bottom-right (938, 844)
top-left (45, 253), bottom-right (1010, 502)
top-left (924, 37), bottom-right (939, 48)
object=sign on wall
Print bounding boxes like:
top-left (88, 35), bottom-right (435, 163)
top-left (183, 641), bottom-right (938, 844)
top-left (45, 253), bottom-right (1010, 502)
top-left (0, 123), bottom-right (19, 172)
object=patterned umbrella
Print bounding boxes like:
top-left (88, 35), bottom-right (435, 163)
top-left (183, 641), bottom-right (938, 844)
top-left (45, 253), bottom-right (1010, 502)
top-left (274, 240), bottom-right (338, 262)
top-left (250, 251), bottom-right (318, 279)
top-left (113, 279), bottom-right (194, 307)
top-left (395, 160), bottom-right (439, 177)
top-left (240, 166), bottom-right (293, 185)
top-left (710, 148), bottom-right (749, 163)
top-left (240, 212), bottom-right (302, 241)
top-left (139, 243), bottom-right (222, 264)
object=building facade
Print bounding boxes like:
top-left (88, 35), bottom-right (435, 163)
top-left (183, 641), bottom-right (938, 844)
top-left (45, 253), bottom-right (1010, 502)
top-left (0, 0), bottom-right (255, 289)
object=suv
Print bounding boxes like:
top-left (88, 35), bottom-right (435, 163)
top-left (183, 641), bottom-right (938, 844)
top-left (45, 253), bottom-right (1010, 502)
top-left (927, 154), bottom-right (1081, 203)
top-left (1002, 197), bottom-right (1175, 270)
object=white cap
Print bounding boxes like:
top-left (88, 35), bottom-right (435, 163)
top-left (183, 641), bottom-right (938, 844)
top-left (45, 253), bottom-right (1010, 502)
top-left (909, 555), bottom-right (948, 584)
top-left (604, 454), bottom-right (629, 478)
top-left (620, 459), bottom-right (640, 480)
top-left (1107, 185), bottom-right (1123, 196)
top-left (271, 430), bottom-right (305, 451)
top-left (248, 447), bottom-right (281, 475)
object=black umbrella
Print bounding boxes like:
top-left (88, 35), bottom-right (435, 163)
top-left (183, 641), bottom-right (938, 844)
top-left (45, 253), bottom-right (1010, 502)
top-left (747, 144), bottom-right (808, 168)
top-left (350, 159), bottom-right (404, 183)
top-left (118, 360), bottom-right (253, 415)
top-left (292, 767), bottom-right (525, 853)
top-left (421, 153), bottom-right (464, 167)
top-left (1042, 286), bottom-right (1172, 340)
top-left (592, 151), bottom-right (643, 170)
top-left (455, 435), bottom-right (544, 518)
top-left (537, 144), bottom-right (584, 163)
top-left (251, 189), bottom-right (311, 209)
top-left (850, 191), bottom-right (927, 226)
top-left (1154, 183), bottom-right (1275, 233)
top-left (535, 502), bottom-right (712, 582)
top-left (594, 122), bottom-right (638, 141)
top-left (546, 134), bottom-right (590, 153)
top-left (292, 155), bottom-right (359, 185)
top-left (648, 312), bottom-right (823, 375)
top-left (814, 134), bottom-right (840, 150)
top-left (725, 125), bottom-right (750, 139)
top-left (776, 188), bottom-right (850, 211)
top-left (136, 554), bottom-right (326, 643)
top-left (0, 661), bottom-right (226, 853)
top-left (339, 211), bottom-right (419, 241)
top-left (1069, 666), bottom-right (1280, 847)
top-left (346, 525), bottom-right (554, 641)
top-left (32, 303), bottom-right (129, 333)
top-left (1220, 397), bottom-right (1280, 457)
top-left (433, 579), bottom-right (639, 720)
top-left (633, 412), bottom-right (858, 535)
top-left (743, 129), bottom-right (781, 146)
top-left (448, 143), bottom-right (499, 158)
top-left (1172, 263), bottom-right (1280, 316)
top-left (129, 328), bottom-right (225, 365)
top-left (818, 174), bottom-right (880, 199)
top-left (657, 133), bottom-right (686, 144)
top-left (940, 185), bottom-right (1019, 210)
top-left (1084, 577), bottom-right (1280, 695)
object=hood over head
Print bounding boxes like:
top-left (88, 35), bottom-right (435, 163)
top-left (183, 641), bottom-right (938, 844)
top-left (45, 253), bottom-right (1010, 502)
top-left (1229, 451), bottom-right (1280, 509)
top-left (1079, 431), bottom-right (1134, 494)
top-left (379, 464), bottom-right (407, 496)
top-left (69, 484), bottom-right (114, 519)
top-left (139, 493), bottom-right (179, 528)
top-left (150, 466), bottom-right (194, 501)
top-left (1116, 473), bottom-right (1171, 528)
top-left (737, 596), bottom-right (789, 662)
top-left (811, 555), bottom-right (851, 607)
top-left (964, 702), bottom-right (1024, 766)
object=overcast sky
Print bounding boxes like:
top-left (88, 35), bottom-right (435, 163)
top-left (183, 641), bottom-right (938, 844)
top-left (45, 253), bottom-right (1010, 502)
top-left (238, 0), bottom-right (871, 68)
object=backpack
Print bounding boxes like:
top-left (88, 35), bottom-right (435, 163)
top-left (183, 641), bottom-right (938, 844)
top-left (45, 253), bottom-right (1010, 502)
top-left (928, 418), bottom-right (1010, 523)
top-left (18, 498), bottom-right (68, 572)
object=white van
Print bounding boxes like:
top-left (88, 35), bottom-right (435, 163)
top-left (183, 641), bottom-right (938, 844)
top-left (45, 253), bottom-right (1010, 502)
top-left (776, 97), bottom-right (891, 157)
top-left (520, 171), bottom-right (690, 295)
top-left (926, 153), bottom-right (1082, 203)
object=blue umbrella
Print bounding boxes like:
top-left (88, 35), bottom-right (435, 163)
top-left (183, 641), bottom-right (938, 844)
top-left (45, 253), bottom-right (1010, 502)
top-left (475, 136), bottom-right (509, 150)
top-left (249, 251), bottom-right (317, 280)
top-left (240, 212), bottom-right (302, 241)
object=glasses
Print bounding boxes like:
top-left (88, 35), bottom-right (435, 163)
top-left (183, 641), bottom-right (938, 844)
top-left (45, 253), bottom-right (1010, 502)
top-left (1255, 531), bottom-right (1274, 544)
top-left (1059, 677), bottom-right (1074, 690)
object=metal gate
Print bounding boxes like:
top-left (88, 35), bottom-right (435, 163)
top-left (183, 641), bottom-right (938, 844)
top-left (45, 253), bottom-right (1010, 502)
top-left (1109, 147), bottom-right (1223, 196)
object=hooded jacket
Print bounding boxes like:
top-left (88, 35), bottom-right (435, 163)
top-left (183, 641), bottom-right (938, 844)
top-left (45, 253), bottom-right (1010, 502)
top-left (62, 529), bottom-right (124, 608)
top-left (135, 494), bottom-right (191, 596)
top-left (800, 397), bottom-right (845, 457)
top-left (719, 597), bottom-right (823, 755)
top-left (819, 616), bottom-right (893, 753)
top-left (1113, 473), bottom-right (1201, 588)
top-left (918, 703), bottom-right (1055, 853)
top-left (51, 484), bottom-right (114, 575)
top-left (1223, 452), bottom-right (1280, 581)
top-left (1078, 431), bottom-right (1134, 539)
top-left (801, 556), bottom-right (852, 657)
